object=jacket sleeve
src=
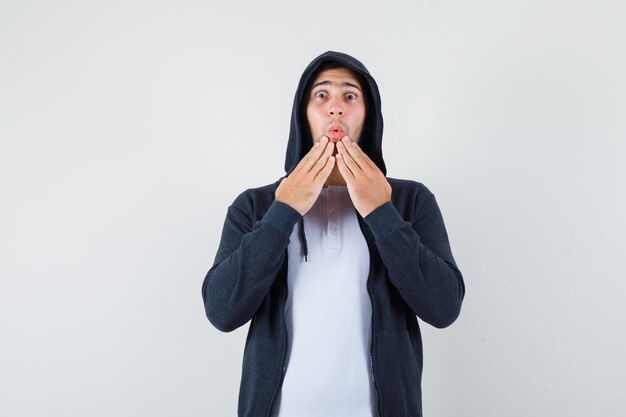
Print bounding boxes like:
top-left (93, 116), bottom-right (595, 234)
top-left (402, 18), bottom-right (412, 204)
top-left (363, 193), bottom-right (465, 328)
top-left (201, 195), bottom-right (301, 332)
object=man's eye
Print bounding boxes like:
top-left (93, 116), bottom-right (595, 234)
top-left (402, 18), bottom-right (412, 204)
top-left (345, 93), bottom-right (357, 100)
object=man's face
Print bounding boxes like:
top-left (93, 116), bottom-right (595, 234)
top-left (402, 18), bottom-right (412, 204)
top-left (306, 67), bottom-right (366, 152)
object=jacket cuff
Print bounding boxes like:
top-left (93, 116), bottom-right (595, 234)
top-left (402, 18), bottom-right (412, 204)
top-left (261, 200), bottom-right (302, 235)
top-left (363, 201), bottom-right (406, 240)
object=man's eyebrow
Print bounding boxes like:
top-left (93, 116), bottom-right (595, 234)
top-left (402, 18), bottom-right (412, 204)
top-left (311, 80), bottom-right (362, 92)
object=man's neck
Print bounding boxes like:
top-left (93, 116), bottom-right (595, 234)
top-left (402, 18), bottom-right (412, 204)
top-left (324, 166), bottom-right (346, 187)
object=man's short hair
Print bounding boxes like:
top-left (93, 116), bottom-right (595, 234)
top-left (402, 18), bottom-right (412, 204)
top-left (305, 61), bottom-right (367, 101)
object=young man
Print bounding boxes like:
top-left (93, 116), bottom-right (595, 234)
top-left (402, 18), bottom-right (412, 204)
top-left (202, 51), bottom-right (465, 417)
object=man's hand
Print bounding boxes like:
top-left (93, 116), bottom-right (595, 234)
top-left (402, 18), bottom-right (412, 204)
top-left (275, 136), bottom-right (336, 215)
top-left (336, 136), bottom-right (391, 217)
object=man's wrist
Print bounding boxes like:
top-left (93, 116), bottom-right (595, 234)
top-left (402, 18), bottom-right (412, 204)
top-left (275, 197), bottom-right (305, 216)
top-left (363, 202), bottom-right (405, 239)
top-left (262, 200), bottom-right (302, 234)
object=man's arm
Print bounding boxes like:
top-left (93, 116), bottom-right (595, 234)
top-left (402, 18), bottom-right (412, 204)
top-left (202, 139), bottom-right (335, 332)
top-left (364, 196), bottom-right (465, 328)
top-left (202, 198), bottom-right (300, 332)
top-left (336, 136), bottom-right (465, 328)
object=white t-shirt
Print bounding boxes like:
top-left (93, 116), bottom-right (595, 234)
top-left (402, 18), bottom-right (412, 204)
top-left (271, 185), bottom-right (379, 417)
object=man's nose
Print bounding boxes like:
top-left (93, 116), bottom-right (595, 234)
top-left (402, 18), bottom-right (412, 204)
top-left (328, 100), bottom-right (343, 116)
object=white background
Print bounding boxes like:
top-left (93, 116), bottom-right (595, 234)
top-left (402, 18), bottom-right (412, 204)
top-left (1, 1), bottom-right (625, 416)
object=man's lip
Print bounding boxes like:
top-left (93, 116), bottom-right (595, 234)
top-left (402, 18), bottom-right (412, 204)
top-left (327, 126), bottom-right (344, 139)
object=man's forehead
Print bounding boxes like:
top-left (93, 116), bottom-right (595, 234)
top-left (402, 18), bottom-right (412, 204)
top-left (311, 67), bottom-right (363, 91)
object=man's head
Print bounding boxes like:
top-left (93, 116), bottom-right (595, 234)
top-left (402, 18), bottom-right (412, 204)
top-left (285, 51), bottom-right (386, 175)
top-left (305, 62), bottom-right (367, 153)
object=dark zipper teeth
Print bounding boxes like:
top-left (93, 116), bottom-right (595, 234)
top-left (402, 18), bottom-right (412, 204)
top-left (266, 249), bottom-right (289, 417)
top-left (358, 213), bottom-right (383, 417)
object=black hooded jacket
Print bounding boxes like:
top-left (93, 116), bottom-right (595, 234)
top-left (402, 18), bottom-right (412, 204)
top-left (202, 51), bottom-right (465, 417)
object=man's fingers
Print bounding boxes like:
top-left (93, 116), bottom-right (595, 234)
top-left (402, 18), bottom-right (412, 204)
top-left (340, 136), bottom-right (377, 170)
top-left (314, 155), bottom-right (336, 183)
top-left (335, 153), bottom-right (355, 181)
top-left (295, 136), bottom-right (330, 173)
top-left (310, 141), bottom-right (334, 174)
top-left (336, 141), bottom-right (361, 174)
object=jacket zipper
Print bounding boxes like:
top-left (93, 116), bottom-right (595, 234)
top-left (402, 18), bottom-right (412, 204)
top-left (358, 214), bottom-right (384, 417)
top-left (266, 249), bottom-right (290, 417)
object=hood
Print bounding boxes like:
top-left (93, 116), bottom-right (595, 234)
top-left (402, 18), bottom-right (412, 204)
top-left (284, 51), bottom-right (386, 176)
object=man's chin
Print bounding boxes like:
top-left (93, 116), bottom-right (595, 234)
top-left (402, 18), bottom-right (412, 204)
top-left (312, 134), bottom-right (359, 150)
